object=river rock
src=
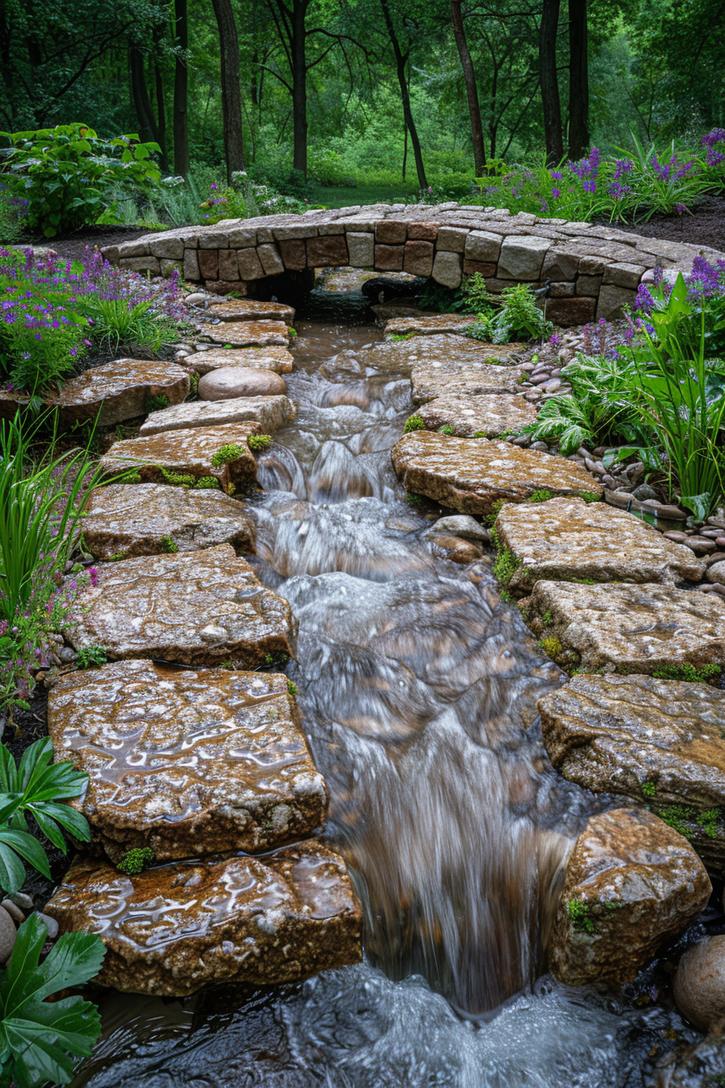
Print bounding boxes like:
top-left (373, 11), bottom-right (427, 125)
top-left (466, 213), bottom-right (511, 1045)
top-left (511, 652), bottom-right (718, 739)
top-left (495, 497), bottom-right (704, 592)
top-left (64, 544), bottom-right (292, 667)
top-left (199, 320), bottom-right (290, 347)
top-left (99, 422), bottom-right (260, 494)
top-left (82, 483), bottom-right (255, 559)
top-left (44, 843), bottom-right (362, 996)
top-left (426, 515), bottom-right (489, 542)
top-left (48, 661), bottom-right (326, 861)
top-left (538, 673), bottom-right (725, 870)
top-left (140, 395), bottom-right (294, 436)
top-left (654, 1029), bottom-right (725, 1088)
top-left (391, 433), bottom-right (602, 516)
top-left (198, 367), bottom-right (288, 400)
top-left (49, 359), bottom-right (189, 426)
top-left (184, 346), bottom-right (295, 375)
top-left (527, 581), bottom-right (725, 673)
top-left (411, 361), bottom-right (526, 401)
top-left (549, 808), bottom-right (711, 986)
top-left (427, 533), bottom-right (483, 564)
top-left (673, 936), bottom-right (725, 1031)
top-left (418, 393), bottom-right (537, 437)
top-left (206, 299), bottom-right (295, 324)
top-left (708, 560), bottom-right (725, 585)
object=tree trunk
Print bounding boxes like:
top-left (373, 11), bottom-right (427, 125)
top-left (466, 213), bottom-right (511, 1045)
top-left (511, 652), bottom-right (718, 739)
top-left (379, 0), bottom-right (428, 189)
top-left (210, 0), bottom-right (245, 180)
top-left (538, 0), bottom-right (563, 165)
top-left (173, 0), bottom-right (189, 176)
top-left (450, 0), bottom-right (486, 174)
top-left (291, 0), bottom-right (308, 177)
top-left (129, 43), bottom-right (156, 144)
top-left (568, 0), bottom-right (589, 159)
top-left (153, 25), bottom-right (168, 173)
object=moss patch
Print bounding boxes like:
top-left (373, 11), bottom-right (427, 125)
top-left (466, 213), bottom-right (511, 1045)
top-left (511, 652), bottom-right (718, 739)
top-left (651, 663), bottom-right (721, 685)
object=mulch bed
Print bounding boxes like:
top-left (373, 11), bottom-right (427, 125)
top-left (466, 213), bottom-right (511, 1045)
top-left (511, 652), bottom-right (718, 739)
top-left (612, 194), bottom-right (725, 252)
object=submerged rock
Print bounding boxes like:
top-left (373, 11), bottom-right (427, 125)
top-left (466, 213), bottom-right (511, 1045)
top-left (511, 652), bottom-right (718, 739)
top-left (44, 843), bottom-right (362, 996)
top-left (418, 393), bottom-right (537, 437)
top-left (139, 394), bottom-right (294, 436)
top-left (550, 808), bottom-right (711, 986)
top-left (673, 936), bottom-right (725, 1031)
top-left (48, 661), bottom-right (326, 861)
top-left (49, 358), bottom-right (190, 426)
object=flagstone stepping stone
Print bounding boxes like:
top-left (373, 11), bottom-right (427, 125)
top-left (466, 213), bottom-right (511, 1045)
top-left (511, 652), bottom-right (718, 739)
top-left (495, 496), bottom-right (704, 592)
top-left (99, 422), bottom-right (260, 494)
top-left (198, 366), bottom-right (288, 400)
top-left (411, 361), bottom-right (526, 401)
top-left (527, 580), bottom-right (725, 673)
top-left (549, 808), bottom-right (711, 986)
top-left (418, 393), bottom-right (537, 437)
top-left (198, 320), bottom-right (290, 347)
top-left (375, 333), bottom-right (522, 373)
top-left (82, 483), bottom-right (255, 559)
top-left (205, 299), bottom-right (295, 324)
top-left (140, 395), bottom-right (294, 437)
top-left (184, 346), bottom-right (295, 375)
top-left (64, 544), bottom-right (292, 667)
top-left (48, 661), bottom-right (326, 862)
top-left (44, 841), bottom-right (362, 996)
top-left (538, 673), bottom-right (725, 872)
top-left (391, 433), bottom-right (602, 515)
top-left (49, 359), bottom-right (189, 426)
top-left (386, 314), bottom-right (505, 338)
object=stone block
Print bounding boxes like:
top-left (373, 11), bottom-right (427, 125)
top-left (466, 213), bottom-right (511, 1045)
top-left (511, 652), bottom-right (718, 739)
top-left (375, 244), bottom-right (404, 271)
top-left (463, 260), bottom-right (497, 277)
top-left (159, 260), bottom-right (183, 278)
top-left (218, 250), bottom-right (241, 281)
top-left (403, 240), bottom-right (434, 276)
top-left (542, 248), bottom-right (580, 281)
top-left (184, 249), bottom-right (200, 281)
top-left (498, 235), bottom-right (552, 280)
top-left (257, 243), bottom-right (285, 276)
top-left (597, 284), bottom-right (636, 319)
top-left (121, 256), bottom-right (160, 275)
top-left (306, 234), bottom-right (349, 267)
top-left (407, 222), bottom-right (438, 241)
top-left (464, 230), bottom-right (502, 262)
top-left (546, 296), bottom-right (596, 326)
top-left (375, 220), bottom-right (407, 244)
top-left (50, 359), bottom-right (189, 426)
top-left (436, 227), bottom-right (468, 253)
top-left (603, 262), bottom-right (645, 288)
top-left (150, 237), bottom-right (184, 260)
top-left (278, 238), bottom-right (307, 271)
top-left (346, 232), bottom-right (375, 267)
top-left (576, 273), bottom-right (602, 296)
top-left (198, 250), bottom-right (219, 280)
top-left (237, 248), bottom-right (265, 280)
top-left (432, 250), bottom-right (463, 288)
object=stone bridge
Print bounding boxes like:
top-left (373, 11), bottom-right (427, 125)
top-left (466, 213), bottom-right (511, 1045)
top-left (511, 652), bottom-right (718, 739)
top-left (104, 203), bottom-right (721, 325)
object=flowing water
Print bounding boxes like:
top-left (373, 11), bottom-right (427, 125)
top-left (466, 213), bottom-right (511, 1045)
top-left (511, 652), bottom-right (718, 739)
top-left (74, 287), bottom-right (689, 1087)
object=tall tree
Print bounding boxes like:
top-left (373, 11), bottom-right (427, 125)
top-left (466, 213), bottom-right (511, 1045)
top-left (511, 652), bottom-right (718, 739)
top-left (210, 0), bottom-right (245, 179)
top-left (539, 0), bottom-right (563, 163)
top-left (173, 0), bottom-right (189, 176)
top-left (379, 0), bottom-right (428, 188)
top-left (450, 0), bottom-right (486, 173)
top-left (265, 0), bottom-right (310, 176)
top-left (568, 0), bottom-right (589, 158)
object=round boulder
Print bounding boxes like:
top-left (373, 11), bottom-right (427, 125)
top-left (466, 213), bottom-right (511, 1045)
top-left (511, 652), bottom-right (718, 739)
top-left (198, 367), bottom-right (287, 401)
top-left (674, 935), bottom-right (725, 1031)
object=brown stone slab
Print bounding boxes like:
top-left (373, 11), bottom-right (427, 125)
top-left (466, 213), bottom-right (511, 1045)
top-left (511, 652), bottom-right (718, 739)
top-left (184, 346), bottom-right (295, 375)
top-left (392, 433), bottom-right (602, 515)
top-left (64, 544), bottom-right (293, 667)
top-left (418, 393), bottom-right (537, 437)
top-left (205, 299), bottom-right (295, 324)
top-left (48, 661), bottom-right (326, 861)
top-left (495, 496), bottom-right (704, 591)
top-left (82, 483), bottom-right (254, 559)
top-left (49, 359), bottom-right (189, 426)
top-left (412, 361), bottom-right (526, 401)
top-left (198, 320), bottom-right (290, 347)
top-left (385, 314), bottom-right (477, 337)
top-left (140, 395), bottom-right (295, 437)
top-left (44, 842), bottom-right (362, 995)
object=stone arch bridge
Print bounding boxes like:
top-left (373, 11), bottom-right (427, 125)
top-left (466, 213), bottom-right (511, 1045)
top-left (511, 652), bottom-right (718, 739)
top-left (105, 203), bottom-right (719, 325)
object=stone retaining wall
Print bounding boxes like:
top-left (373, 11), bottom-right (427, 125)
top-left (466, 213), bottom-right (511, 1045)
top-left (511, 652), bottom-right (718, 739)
top-left (104, 203), bottom-right (725, 324)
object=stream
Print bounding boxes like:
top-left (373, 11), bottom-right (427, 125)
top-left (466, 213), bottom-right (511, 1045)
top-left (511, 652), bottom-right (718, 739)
top-left (73, 282), bottom-right (688, 1087)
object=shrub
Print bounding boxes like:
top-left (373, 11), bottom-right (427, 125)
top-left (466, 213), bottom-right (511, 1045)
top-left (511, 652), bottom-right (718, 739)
top-left (465, 283), bottom-right (552, 343)
top-left (0, 124), bottom-right (161, 237)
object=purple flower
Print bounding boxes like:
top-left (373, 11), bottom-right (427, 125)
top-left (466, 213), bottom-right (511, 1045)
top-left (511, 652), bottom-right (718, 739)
top-left (634, 283), bottom-right (655, 312)
top-left (550, 170), bottom-right (563, 181)
top-left (613, 158), bottom-right (633, 179)
top-left (551, 187), bottom-right (561, 199)
top-left (548, 333), bottom-right (562, 346)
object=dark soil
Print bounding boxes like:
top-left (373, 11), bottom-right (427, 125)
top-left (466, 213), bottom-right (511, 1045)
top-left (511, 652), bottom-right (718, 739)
top-left (613, 194), bottom-right (725, 252)
top-left (43, 224), bottom-right (149, 262)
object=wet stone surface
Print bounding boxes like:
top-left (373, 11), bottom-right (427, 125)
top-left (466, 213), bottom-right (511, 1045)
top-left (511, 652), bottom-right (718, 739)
top-left (140, 394), bottom-right (295, 436)
top-left (527, 580), bottom-right (725, 672)
top-left (99, 422), bottom-right (260, 494)
top-left (495, 496), bottom-right (705, 591)
top-left (411, 361), bottom-right (527, 401)
top-left (48, 660), bottom-right (326, 861)
top-left (82, 483), bottom-right (255, 559)
top-left (50, 359), bottom-right (189, 426)
top-left (198, 320), bottom-right (290, 348)
top-left (418, 393), bottom-right (537, 437)
top-left (377, 333), bottom-right (522, 372)
top-left (64, 543), bottom-right (293, 667)
top-left (205, 299), bottom-right (295, 324)
top-left (550, 808), bottom-right (711, 986)
top-left (392, 433), bottom-right (602, 515)
top-left (44, 842), bottom-right (362, 996)
top-left (385, 314), bottom-right (481, 337)
top-left (183, 346), bottom-right (295, 375)
top-left (538, 674), bottom-right (725, 871)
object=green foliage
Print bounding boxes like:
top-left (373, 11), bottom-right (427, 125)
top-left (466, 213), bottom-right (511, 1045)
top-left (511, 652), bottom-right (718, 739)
top-left (75, 645), bottom-right (107, 669)
top-left (247, 434), bottom-right (273, 452)
top-left (0, 913), bottom-right (104, 1088)
top-left (287, 680), bottom-right (298, 695)
top-left (158, 469), bottom-right (195, 487)
top-left (211, 443), bottom-right (245, 467)
top-left (0, 738), bottom-right (90, 894)
top-left (193, 475), bottom-right (220, 489)
top-left (403, 415), bottom-right (425, 433)
top-left (388, 332), bottom-right (412, 342)
top-left (641, 780), bottom-right (657, 798)
top-left (492, 546), bottom-right (521, 589)
top-left (539, 634), bottom-right (564, 660)
top-left (160, 535), bottom-right (178, 554)
top-left (465, 284), bottom-right (552, 344)
top-left (116, 847), bottom-right (155, 875)
top-left (0, 125), bottom-right (161, 237)
top-left (529, 489), bottom-right (554, 503)
top-left (651, 662), bottom-right (721, 684)
top-left (459, 273), bottom-right (495, 315)
top-left (566, 897), bottom-right (595, 934)
top-left (85, 298), bottom-right (181, 359)
top-left (654, 803), bottom-right (722, 840)
top-left (438, 424), bottom-right (455, 435)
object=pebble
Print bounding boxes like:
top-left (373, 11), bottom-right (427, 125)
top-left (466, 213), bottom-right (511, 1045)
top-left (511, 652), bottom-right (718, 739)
top-left (663, 531), bottom-right (689, 542)
top-left (58, 646), bottom-right (76, 664)
top-left (706, 560), bottom-right (725, 586)
top-left (601, 474), bottom-right (616, 488)
top-left (512, 435), bottom-right (531, 447)
top-left (530, 441), bottom-right (549, 452)
top-left (36, 912), bottom-right (59, 939)
top-left (632, 483), bottom-right (658, 500)
top-left (674, 936), bottom-right (725, 1031)
top-left (699, 528), bottom-right (722, 539)
top-left (0, 899), bottom-right (24, 926)
top-left (528, 373), bottom-right (550, 385)
top-left (542, 379), bottom-right (561, 393)
top-left (704, 551), bottom-right (725, 567)
top-left (10, 892), bottom-right (33, 911)
top-left (427, 515), bottom-right (490, 542)
top-left (717, 536), bottom-right (725, 548)
top-left (0, 907), bottom-right (17, 964)
top-left (184, 293), bottom-right (209, 307)
top-left (684, 537), bottom-right (717, 555)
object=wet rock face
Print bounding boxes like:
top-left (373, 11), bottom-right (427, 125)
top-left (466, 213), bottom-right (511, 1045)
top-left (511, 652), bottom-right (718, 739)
top-left (673, 936), bottom-right (725, 1031)
top-left (99, 422), bottom-right (260, 493)
top-left (391, 433), bottom-right (602, 515)
top-left (418, 393), bottom-right (537, 438)
top-left (82, 483), bottom-right (255, 559)
top-left (205, 299), bottom-right (295, 324)
top-left (50, 359), bottom-right (189, 425)
top-left (44, 843), bottom-right (362, 996)
top-left (64, 544), bottom-right (293, 667)
top-left (538, 674), bottom-right (725, 871)
top-left (411, 361), bottom-right (525, 401)
top-left (198, 367), bottom-right (288, 400)
top-left (184, 346), bottom-right (295, 375)
top-left (527, 580), bottom-right (725, 672)
top-left (385, 314), bottom-right (480, 337)
top-left (199, 320), bottom-right (290, 347)
top-left (48, 661), bottom-right (326, 861)
top-left (550, 808), bottom-right (711, 986)
top-left (382, 333), bottom-right (522, 373)
top-left (654, 1028), bottom-right (725, 1088)
top-left (495, 497), bottom-right (704, 591)
top-left (139, 394), bottom-right (295, 436)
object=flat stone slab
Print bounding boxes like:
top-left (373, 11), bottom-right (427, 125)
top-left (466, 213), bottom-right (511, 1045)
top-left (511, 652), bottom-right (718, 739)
top-left (140, 394), bottom-right (295, 437)
top-left (82, 483), bottom-right (254, 559)
top-left (391, 433), bottom-right (602, 515)
top-left (495, 496), bottom-right (704, 592)
top-left (550, 808), bottom-right (711, 986)
top-left (387, 315), bottom-right (516, 339)
top-left (100, 422), bottom-right (260, 494)
top-left (64, 544), bottom-right (292, 667)
top-left (418, 393), bottom-right (537, 437)
top-left (205, 299), bottom-right (295, 324)
top-left (385, 333), bottom-right (522, 370)
top-left (184, 346), bottom-right (295, 375)
top-left (538, 674), bottom-right (725, 871)
top-left (198, 320), bottom-right (290, 347)
top-left (527, 580), bottom-right (725, 672)
top-left (48, 661), bottom-right (326, 862)
top-left (45, 842), bottom-right (362, 996)
top-left (411, 361), bottom-right (526, 401)
top-left (50, 359), bottom-right (189, 426)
